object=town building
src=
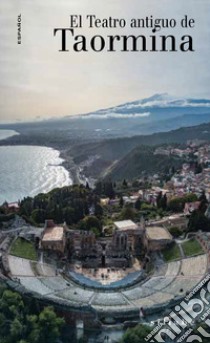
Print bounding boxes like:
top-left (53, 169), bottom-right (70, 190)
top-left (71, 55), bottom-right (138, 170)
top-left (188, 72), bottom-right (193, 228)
top-left (40, 220), bottom-right (67, 254)
top-left (145, 226), bottom-right (173, 251)
top-left (184, 201), bottom-right (201, 215)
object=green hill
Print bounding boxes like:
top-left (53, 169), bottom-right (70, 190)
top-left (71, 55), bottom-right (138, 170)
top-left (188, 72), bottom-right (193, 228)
top-left (69, 122), bottom-right (210, 180)
top-left (105, 145), bottom-right (183, 180)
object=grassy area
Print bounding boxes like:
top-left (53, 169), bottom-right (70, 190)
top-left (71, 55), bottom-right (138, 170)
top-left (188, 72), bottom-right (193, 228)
top-left (182, 239), bottom-right (203, 257)
top-left (162, 243), bottom-right (181, 262)
top-left (10, 238), bottom-right (38, 260)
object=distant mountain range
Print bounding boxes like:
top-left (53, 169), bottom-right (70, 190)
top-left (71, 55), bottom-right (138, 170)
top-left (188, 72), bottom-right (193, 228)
top-left (74, 93), bottom-right (210, 119)
top-left (64, 93), bottom-right (210, 135)
top-left (1, 93), bottom-right (210, 143)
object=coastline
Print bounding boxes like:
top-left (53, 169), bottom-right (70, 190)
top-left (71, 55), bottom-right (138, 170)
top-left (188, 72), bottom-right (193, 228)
top-left (0, 129), bottom-right (93, 189)
top-left (60, 149), bottom-right (81, 185)
top-left (0, 129), bottom-right (19, 141)
top-left (0, 143), bottom-right (77, 205)
top-left (61, 149), bottom-right (96, 188)
top-left (0, 131), bottom-right (96, 186)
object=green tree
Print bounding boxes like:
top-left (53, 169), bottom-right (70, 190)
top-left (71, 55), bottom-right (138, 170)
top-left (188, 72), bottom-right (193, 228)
top-left (160, 194), bottom-right (167, 210)
top-left (95, 203), bottom-right (103, 218)
top-left (20, 184), bottom-right (91, 226)
top-left (20, 197), bottom-right (34, 217)
top-left (85, 181), bottom-right (90, 190)
top-left (10, 318), bottom-right (24, 342)
top-left (37, 307), bottom-right (64, 343)
top-left (91, 227), bottom-right (100, 238)
top-left (0, 289), bottom-right (24, 320)
top-left (26, 314), bottom-right (40, 342)
top-left (184, 193), bottom-right (198, 203)
top-left (95, 181), bottom-right (103, 195)
top-left (156, 192), bottom-right (162, 209)
top-left (31, 209), bottom-right (46, 224)
top-left (121, 324), bottom-right (152, 343)
top-left (132, 180), bottom-right (140, 188)
top-left (119, 196), bottom-right (124, 208)
top-left (188, 210), bottom-right (210, 232)
top-left (168, 197), bottom-right (184, 212)
top-left (104, 181), bottom-right (115, 198)
top-left (199, 191), bottom-right (208, 214)
top-left (122, 179), bottom-right (128, 188)
top-left (169, 226), bottom-right (182, 238)
top-left (82, 216), bottom-right (102, 232)
top-left (168, 193), bottom-right (198, 213)
top-left (63, 206), bottom-right (75, 225)
top-left (0, 289), bottom-right (64, 343)
top-left (120, 206), bottom-right (136, 220)
top-left (135, 198), bottom-right (142, 210)
top-left (195, 162), bottom-right (203, 174)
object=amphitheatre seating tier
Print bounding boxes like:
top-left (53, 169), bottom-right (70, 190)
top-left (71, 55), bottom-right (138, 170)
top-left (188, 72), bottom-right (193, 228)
top-left (152, 276), bottom-right (177, 291)
top-left (165, 261), bottom-right (181, 277)
top-left (128, 297), bottom-right (157, 308)
top-left (32, 262), bottom-right (56, 277)
top-left (8, 255), bottom-right (56, 277)
top-left (19, 277), bottom-right (53, 295)
top-left (122, 261), bottom-right (181, 301)
top-left (163, 277), bottom-right (200, 296)
top-left (153, 263), bottom-right (168, 277)
top-left (149, 290), bottom-right (175, 304)
top-left (142, 275), bottom-right (175, 293)
top-left (7, 254), bottom-right (208, 315)
top-left (44, 293), bottom-right (76, 305)
top-left (8, 256), bottom-right (35, 277)
top-left (122, 282), bottom-right (156, 300)
top-left (92, 303), bottom-right (137, 313)
top-left (91, 292), bottom-right (129, 306)
top-left (39, 277), bottom-right (73, 291)
top-left (133, 291), bottom-right (175, 308)
top-left (180, 255), bottom-right (207, 277)
top-left (159, 255), bottom-right (208, 298)
top-left (57, 287), bottom-right (94, 304)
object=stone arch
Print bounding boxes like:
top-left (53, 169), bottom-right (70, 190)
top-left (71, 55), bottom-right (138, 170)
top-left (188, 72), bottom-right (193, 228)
top-left (124, 234), bottom-right (128, 249)
top-left (120, 234), bottom-right (124, 249)
top-left (116, 235), bottom-right (120, 249)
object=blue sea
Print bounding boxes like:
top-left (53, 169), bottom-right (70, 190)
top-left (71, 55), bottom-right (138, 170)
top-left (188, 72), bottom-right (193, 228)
top-left (0, 130), bottom-right (72, 204)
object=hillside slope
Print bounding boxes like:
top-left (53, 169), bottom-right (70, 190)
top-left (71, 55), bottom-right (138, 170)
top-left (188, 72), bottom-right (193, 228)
top-left (70, 122), bottom-right (210, 180)
top-left (105, 146), bottom-right (183, 181)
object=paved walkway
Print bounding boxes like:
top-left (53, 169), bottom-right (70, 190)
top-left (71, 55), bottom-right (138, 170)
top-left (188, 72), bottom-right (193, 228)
top-left (177, 243), bottom-right (185, 259)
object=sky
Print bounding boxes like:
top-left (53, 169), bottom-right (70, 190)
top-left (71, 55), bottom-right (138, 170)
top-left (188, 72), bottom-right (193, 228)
top-left (0, 0), bottom-right (210, 123)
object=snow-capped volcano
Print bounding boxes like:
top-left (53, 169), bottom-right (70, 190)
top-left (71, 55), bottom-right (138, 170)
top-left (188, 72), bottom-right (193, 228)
top-left (59, 93), bottom-right (210, 138)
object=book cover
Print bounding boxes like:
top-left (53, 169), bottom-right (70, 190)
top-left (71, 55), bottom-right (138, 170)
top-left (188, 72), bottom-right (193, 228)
top-left (0, 1), bottom-right (210, 342)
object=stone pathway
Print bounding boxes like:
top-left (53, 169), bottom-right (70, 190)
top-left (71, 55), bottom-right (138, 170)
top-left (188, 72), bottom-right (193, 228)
top-left (177, 243), bottom-right (185, 259)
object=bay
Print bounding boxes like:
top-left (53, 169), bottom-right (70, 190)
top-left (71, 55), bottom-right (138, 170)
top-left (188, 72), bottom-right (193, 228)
top-left (0, 144), bottom-right (72, 204)
top-left (0, 129), bottom-right (19, 140)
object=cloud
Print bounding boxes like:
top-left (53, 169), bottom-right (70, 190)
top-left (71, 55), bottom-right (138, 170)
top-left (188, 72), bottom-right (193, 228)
top-left (126, 100), bottom-right (210, 109)
top-left (78, 112), bottom-right (151, 119)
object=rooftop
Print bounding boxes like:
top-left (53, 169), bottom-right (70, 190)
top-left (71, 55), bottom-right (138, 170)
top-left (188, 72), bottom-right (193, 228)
top-left (114, 220), bottom-right (139, 231)
top-left (146, 226), bottom-right (172, 241)
top-left (42, 226), bottom-right (64, 242)
top-left (8, 202), bottom-right (19, 209)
